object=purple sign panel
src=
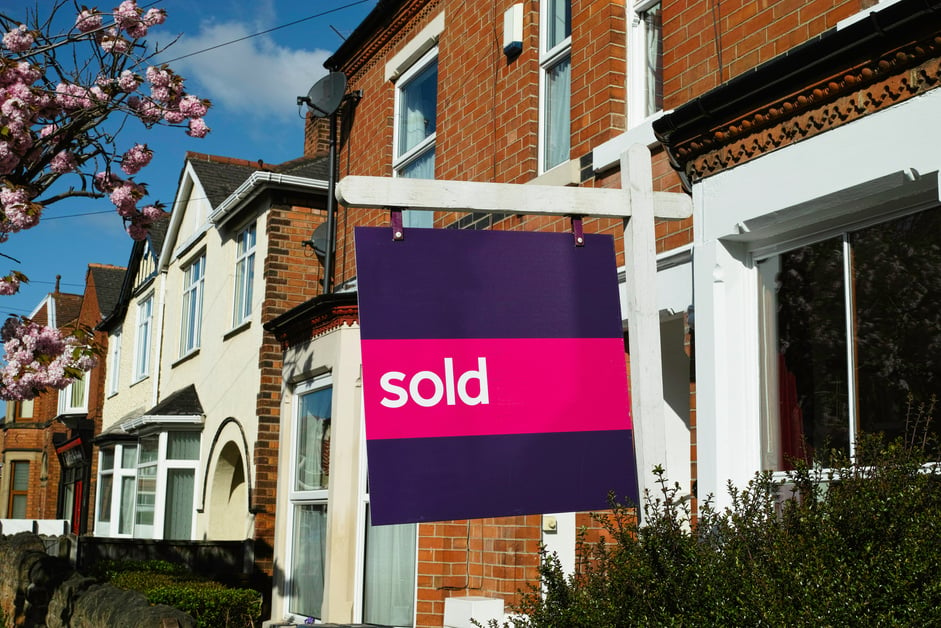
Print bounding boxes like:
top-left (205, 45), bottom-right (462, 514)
top-left (355, 226), bottom-right (638, 525)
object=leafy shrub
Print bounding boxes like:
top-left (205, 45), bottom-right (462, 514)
top-left (489, 433), bottom-right (941, 627)
top-left (91, 559), bottom-right (262, 628)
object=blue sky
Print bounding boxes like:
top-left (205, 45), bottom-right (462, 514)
top-left (0, 0), bottom-right (377, 319)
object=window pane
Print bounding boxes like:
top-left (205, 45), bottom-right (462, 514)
top-left (852, 207), bottom-right (941, 444)
top-left (69, 373), bottom-right (86, 408)
top-left (136, 465), bottom-right (157, 526)
top-left (139, 436), bottom-right (158, 464)
top-left (10, 495), bottom-right (26, 519)
top-left (98, 474), bottom-right (113, 523)
top-left (295, 387), bottom-right (332, 492)
top-left (136, 297), bottom-right (152, 378)
top-left (234, 224), bottom-right (256, 325)
top-left (101, 449), bottom-right (115, 471)
top-left (164, 469), bottom-right (195, 539)
top-left (119, 476), bottom-right (136, 534)
top-left (642, 3), bottom-right (664, 116)
top-left (290, 503), bottom-right (326, 619)
top-left (398, 60), bottom-right (437, 156)
top-left (121, 444), bottom-right (138, 468)
top-left (12, 461), bottom-right (29, 491)
top-left (399, 147), bottom-right (435, 182)
top-left (546, 0), bottom-right (571, 50)
top-left (773, 236), bottom-right (849, 464)
top-left (167, 432), bottom-right (200, 460)
top-left (544, 55), bottom-right (571, 170)
top-left (364, 508), bottom-right (416, 626)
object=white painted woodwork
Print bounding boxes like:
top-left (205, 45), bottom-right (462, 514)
top-left (336, 175), bottom-right (692, 220)
top-left (621, 144), bottom-right (669, 511)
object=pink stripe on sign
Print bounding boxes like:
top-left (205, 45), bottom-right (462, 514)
top-left (361, 337), bottom-right (632, 440)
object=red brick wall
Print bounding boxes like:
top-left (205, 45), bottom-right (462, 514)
top-left (662, 0), bottom-right (863, 108)
top-left (253, 198), bottom-right (328, 578)
top-left (415, 516), bottom-right (542, 625)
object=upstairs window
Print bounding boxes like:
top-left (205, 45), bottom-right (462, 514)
top-left (233, 223), bottom-right (256, 327)
top-left (630, 0), bottom-right (663, 123)
top-left (180, 253), bottom-right (206, 356)
top-left (393, 47), bottom-right (437, 228)
top-left (134, 295), bottom-right (153, 381)
top-left (107, 326), bottom-right (121, 395)
top-left (59, 371), bottom-right (88, 414)
top-left (540, 0), bottom-right (571, 171)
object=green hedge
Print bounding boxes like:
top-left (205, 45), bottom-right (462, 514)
top-left (490, 431), bottom-right (941, 627)
top-left (92, 560), bottom-right (262, 628)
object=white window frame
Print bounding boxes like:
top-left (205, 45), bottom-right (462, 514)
top-left (353, 402), bottom-right (418, 627)
top-left (107, 326), bottom-right (121, 396)
top-left (628, 0), bottom-right (663, 127)
top-left (393, 47), bottom-right (438, 229)
top-left (232, 222), bottom-right (256, 327)
top-left (134, 294), bottom-right (153, 382)
top-left (180, 253), bottom-right (206, 357)
top-left (538, 0), bottom-right (572, 173)
top-left (285, 374), bottom-right (333, 623)
top-left (393, 46), bottom-right (438, 179)
top-left (58, 371), bottom-right (89, 414)
top-left (94, 443), bottom-right (138, 537)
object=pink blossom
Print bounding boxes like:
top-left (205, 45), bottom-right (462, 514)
top-left (120, 143), bottom-right (152, 175)
top-left (118, 70), bottom-right (141, 92)
top-left (114, 1), bottom-right (142, 30)
top-left (100, 28), bottom-right (130, 54)
top-left (163, 109), bottom-right (185, 124)
top-left (187, 117), bottom-right (210, 138)
top-left (126, 221), bottom-right (149, 240)
top-left (3, 25), bottom-right (34, 53)
top-left (143, 8), bottom-right (167, 27)
top-left (94, 171), bottom-right (122, 193)
top-left (0, 185), bottom-right (41, 234)
top-left (179, 95), bottom-right (209, 119)
top-left (141, 204), bottom-right (166, 221)
top-left (110, 181), bottom-right (145, 216)
top-left (146, 66), bottom-right (171, 87)
top-left (75, 9), bottom-right (103, 34)
top-left (50, 151), bottom-right (77, 173)
top-left (39, 124), bottom-right (58, 138)
top-left (0, 271), bottom-right (25, 296)
top-left (0, 317), bottom-right (98, 400)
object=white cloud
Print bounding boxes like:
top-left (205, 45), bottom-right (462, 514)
top-left (165, 21), bottom-right (331, 121)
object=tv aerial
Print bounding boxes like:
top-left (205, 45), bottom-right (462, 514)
top-left (297, 71), bottom-right (347, 117)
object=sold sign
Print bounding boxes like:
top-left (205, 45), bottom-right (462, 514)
top-left (356, 226), bottom-right (638, 525)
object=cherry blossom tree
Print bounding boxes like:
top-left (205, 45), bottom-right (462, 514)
top-left (0, 0), bottom-right (211, 399)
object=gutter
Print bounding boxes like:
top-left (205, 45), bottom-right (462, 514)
top-left (653, 0), bottom-right (941, 185)
top-left (209, 172), bottom-right (329, 227)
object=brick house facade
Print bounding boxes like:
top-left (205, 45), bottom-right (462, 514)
top-left (0, 264), bottom-right (123, 534)
top-left (264, 0), bottom-right (941, 626)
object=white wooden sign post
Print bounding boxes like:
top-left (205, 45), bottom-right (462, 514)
top-left (336, 143), bottom-right (692, 509)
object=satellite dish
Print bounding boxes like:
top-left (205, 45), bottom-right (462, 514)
top-left (309, 222), bottom-right (329, 264)
top-left (300, 72), bottom-right (347, 118)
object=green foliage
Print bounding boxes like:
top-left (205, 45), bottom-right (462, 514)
top-left (90, 559), bottom-right (262, 628)
top-left (487, 433), bottom-right (941, 627)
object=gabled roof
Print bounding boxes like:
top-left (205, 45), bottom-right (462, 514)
top-left (54, 292), bottom-right (83, 327)
top-left (186, 155), bottom-right (258, 208)
top-left (88, 264), bottom-right (126, 318)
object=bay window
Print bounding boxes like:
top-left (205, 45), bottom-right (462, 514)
top-left (287, 376), bottom-right (332, 621)
top-left (94, 433), bottom-right (199, 539)
top-left (759, 205), bottom-right (941, 469)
